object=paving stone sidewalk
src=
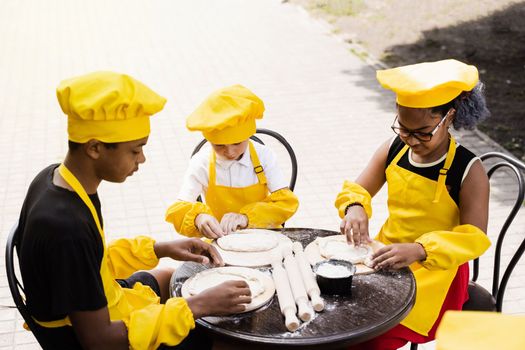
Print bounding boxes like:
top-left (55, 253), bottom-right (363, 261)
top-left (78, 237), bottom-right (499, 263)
top-left (0, 1), bottom-right (523, 349)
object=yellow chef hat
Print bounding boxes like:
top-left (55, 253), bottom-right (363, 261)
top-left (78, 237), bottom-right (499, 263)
top-left (436, 311), bottom-right (525, 350)
top-left (57, 71), bottom-right (167, 143)
top-left (376, 59), bottom-right (479, 108)
top-left (186, 85), bottom-right (265, 144)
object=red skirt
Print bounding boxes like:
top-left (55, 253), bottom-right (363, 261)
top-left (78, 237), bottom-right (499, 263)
top-left (348, 263), bottom-right (470, 350)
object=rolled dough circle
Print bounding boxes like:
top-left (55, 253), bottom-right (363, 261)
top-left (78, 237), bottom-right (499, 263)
top-left (212, 229), bottom-right (293, 267)
top-left (304, 235), bottom-right (385, 275)
top-left (317, 235), bottom-right (372, 263)
top-left (181, 266), bottom-right (275, 313)
top-left (217, 232), bottom-right (279, 252)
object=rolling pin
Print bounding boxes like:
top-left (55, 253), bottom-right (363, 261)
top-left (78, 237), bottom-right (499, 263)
top-left (282, 246), bottom-right (314, 322)
top-left (271, 254), bottom-right (300, 332)
top-left (292, 242), bottom-right (325, 312)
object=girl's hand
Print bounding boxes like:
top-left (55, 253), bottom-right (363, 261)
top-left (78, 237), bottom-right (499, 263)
top-left (371, 243), bottom-right (427, 270)
top-left (340, 205), bottom-right (372, 246)
top-left (195, 214), bottom-right (225, 239)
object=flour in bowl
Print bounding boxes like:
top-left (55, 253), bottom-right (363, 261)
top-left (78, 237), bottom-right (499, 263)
top-left (316, 263), bottom-right (353, 278)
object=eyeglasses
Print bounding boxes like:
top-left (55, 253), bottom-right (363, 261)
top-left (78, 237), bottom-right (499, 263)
top-left (391, 110), bottom-right (451, 142)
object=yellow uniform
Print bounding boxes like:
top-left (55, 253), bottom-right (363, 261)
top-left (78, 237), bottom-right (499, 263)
top-left (166, 85), bottom-right (298, 236)
top-left (41, 164), bottom-right (195, 350)
top-left (336, 136), bottom-right (490, 336)
top-left (166, 141), bottom-right (298, 236)
top-left (27, 72), bottom-right (195, 349)
top-left (336, 60), bottom-right (492, 339)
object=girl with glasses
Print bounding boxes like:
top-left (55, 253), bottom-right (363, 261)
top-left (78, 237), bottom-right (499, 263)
top-left (336, 59), bottom-right (492, 349)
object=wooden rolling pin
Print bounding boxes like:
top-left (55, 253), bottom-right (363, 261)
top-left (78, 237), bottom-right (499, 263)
top-left (292, 242), bottom-right (325, 312)
top-left (282, 246), bottom-right (314, 322)
top-left (271, 254), bottom-right (300, 332)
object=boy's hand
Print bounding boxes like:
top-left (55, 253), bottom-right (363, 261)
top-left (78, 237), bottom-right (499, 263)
top-left (154, 238), bottom-right (224, 266)
top-left (340, 205), bottom-right (372, 246)
top-left (370, 243), bottom-right (427, 270)
top-left (186, 280), bottom-right (252, 318)
top-left (220, 213), bottom-right (248, 235)
top-left (195, 214), bottom-right (225, 239)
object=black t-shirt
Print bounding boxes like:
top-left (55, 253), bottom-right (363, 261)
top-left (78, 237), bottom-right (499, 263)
top-left (18, 164), bottom-right (107, 349)
top-left (386, 136), bottom-right (477, 206)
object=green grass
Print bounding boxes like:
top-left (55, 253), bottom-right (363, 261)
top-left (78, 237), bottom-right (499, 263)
top-left (349, 47), bottom-right (369, 62)
top-left (310, 0), bottom-right (364, 17)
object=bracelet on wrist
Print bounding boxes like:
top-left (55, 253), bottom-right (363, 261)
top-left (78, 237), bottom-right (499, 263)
top-left (344, 202), bottom-right (363, 215)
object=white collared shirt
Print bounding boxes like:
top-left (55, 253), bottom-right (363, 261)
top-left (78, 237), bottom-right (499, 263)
top-left (177, 142), bottom-right (288, 202)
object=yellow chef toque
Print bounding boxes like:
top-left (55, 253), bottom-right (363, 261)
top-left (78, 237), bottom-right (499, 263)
top-left (376, 59), bottom-right (479, 108)
top-left (57, 71), bottom-right (167, 143)
top-left (186, 85), bottom-right (265, 144)
top-left (436, 311), bottom-right (525, 350)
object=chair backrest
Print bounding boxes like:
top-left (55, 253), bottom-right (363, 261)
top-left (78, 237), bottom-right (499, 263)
top-left (5, 222), bottom-right (46, 345)
top-left (191, 128), bottom-right (298, 191)
top-left (472, 151), bottom-right (525, 311)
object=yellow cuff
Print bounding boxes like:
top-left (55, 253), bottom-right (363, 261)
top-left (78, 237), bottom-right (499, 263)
top-left (240, 188), bottom-right (299, 228)
top-left (416, 224), bottom-right (491, 270)
top-left (165, 201), bottom-right (214, 237)
top-left (334, 181), bottom-right (372, 218)
top-left (107, 236), bottom-right (159, 278)
top-left (126, 298), bottom-right (195, 350)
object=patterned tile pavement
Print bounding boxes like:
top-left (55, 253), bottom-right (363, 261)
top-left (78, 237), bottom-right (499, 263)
top-left (0, 1), bottom-right (523, 349)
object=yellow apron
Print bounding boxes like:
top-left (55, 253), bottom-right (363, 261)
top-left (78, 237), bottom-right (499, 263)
top-left (377, 136), bottom-right (460, 336)
top-left (205, 141), bottom-right (268, 221)
top-left (36, 164), bottom-right (158, 328)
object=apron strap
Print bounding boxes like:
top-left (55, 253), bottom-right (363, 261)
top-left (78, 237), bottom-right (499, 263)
top-left (209, 150), bottom-right (217, 185)
top-left (249, 141), bottom-right (267, 185)
top-left (433, 136), bottom-right (457, 203)
top-left (58, 164), bottom-right (105, 239)
top-left (391, 137), bottom-right (457, 204)
top-left (392, 144), bottom-right (410, 166)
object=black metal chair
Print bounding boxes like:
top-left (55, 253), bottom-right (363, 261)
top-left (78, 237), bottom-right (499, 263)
top-left (462, 151), bottom-right (525, 312)
top-left (411, 151), bottom-right (525, 350)
top-left (5, 222), bottom-right (46, 346)
top-left (191, 128), bottom-right (298, 192)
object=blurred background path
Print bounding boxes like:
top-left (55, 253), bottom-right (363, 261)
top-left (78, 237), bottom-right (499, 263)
top-left (0, 1), bottom-right (522, 349)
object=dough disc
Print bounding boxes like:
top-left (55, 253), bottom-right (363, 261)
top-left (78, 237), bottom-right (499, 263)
top-left (181, 266), bottom-right (275, 312)
top-left (304, 235), bottom-right (385, 274)
top-left (217, 232), bottom-right (278, 252)
top-left (212, 229), bottom-right (293, 267)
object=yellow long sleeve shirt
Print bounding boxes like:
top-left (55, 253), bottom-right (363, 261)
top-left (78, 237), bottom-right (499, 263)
top-left (166, 188), bottom-right (299, 237)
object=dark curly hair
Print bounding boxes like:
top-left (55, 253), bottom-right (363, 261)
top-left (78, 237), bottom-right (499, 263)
top-left (430, 82), bottom-right (490, 130)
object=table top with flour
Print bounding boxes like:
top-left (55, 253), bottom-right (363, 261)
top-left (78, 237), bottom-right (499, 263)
top-left (170, 228), bottom-right (416, 349)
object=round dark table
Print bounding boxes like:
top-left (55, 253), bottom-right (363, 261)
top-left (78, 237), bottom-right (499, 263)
top-left (170, 228), bottom-right (416, 349)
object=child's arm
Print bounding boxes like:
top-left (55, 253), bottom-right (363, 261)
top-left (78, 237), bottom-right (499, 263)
top-left (71, 295), bottom-right (195, 350)
top-left (165, 201), bottom-right (215, 237)
top-left (335, 139), bottom-right (390, 245)
top-left (107, 236), bottom-right (159, 279)
top-left (239, 188), bottom-right (299, 228)
top-left (165, 152), bottom-right (216, 237)
top-left (78, 280), bottom-right (251, 350)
